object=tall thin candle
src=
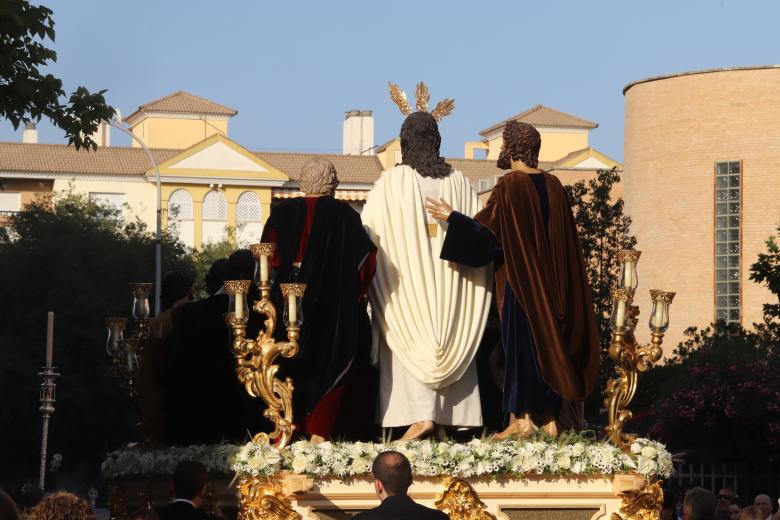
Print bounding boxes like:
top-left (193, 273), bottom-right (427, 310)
top-left (45, 312), bottom-right (54, 367)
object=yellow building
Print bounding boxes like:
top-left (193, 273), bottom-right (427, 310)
top-left (0, 92), bottom-right (620, 248)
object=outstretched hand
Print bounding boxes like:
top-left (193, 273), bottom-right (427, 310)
top-left (425, 197), bottom-right (453, 222)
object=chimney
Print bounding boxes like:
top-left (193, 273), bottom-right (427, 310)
top-left (22, 122), bottom-right (38, 144)
top-left (342, 110), bottom-right (374, 155)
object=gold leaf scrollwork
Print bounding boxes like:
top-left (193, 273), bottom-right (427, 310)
top-left (435, 479), bottom-right (495, 520)
top-left (611, 481), bottom-right (664, 520)
top-left (238, 477), bottom-right (301, 520)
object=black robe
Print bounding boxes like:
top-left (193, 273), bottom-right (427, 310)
top-left (262, 196), bottom-right (376, 416)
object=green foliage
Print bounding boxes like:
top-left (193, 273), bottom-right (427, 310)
top-left (191, 226), bottom-right (236, 297)
top-left (0, 192), bottom-right (194, 493)
top-left (0, 0), bottom-right (115, 149)
top-left (564, 168), bottom-right (637, 417)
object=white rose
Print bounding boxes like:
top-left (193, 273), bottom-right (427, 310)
top-left (640, 446), bottom-right (656, 458)
top-left (291, 455), bottom-right (309, 474)
top-left (557, 454), bottom-right (571, 470)
top-left (630, 442), bottom-right (642, 454)
top-left (571, 443), bottom-right (585, 456)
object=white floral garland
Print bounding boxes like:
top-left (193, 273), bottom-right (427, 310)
top-left (101, 437), bottom-right (672, 481)
top-left (232, 437), bottom-right (672, 479)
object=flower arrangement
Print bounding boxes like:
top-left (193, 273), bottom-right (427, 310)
top-left (101, 435), bottom-right (672, 480)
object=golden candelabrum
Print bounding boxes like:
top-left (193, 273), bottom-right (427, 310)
top-left (224, 243), bottom-right (306, 450)
top-left (105, 282), bottom-right (153, 401)
top-left (604, 250), bottom-right (676, 450)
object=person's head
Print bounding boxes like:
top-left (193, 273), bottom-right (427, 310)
top-left (741, 506), bottom-right (766, 520)
top-left (228, 249), bottom-right (254, 282)
top-left (204, 258), bottom-right (230, 296)
top-left (719, 489), bottom-right (736, 505)
top-left (20, 484), bottom-right (43, 511)
top-left (160, 270), bottom-right (195, 310)
top-left (27, 491), bottom-right (95, 520)
top-left (371, 451), bottom-right (413, 500)
top-left (683, 487), bottom-right (717, 520)
top-left (172, 461), bottom-right (209, 506)
top-left (754, 495), bottom-right (772, 518)
top-left (299, 158), bottom-right (339, 196)
top-left (127, 508), bottom-right (160, 520)
top-left (497, 120), bottom-right (542, 171)
top-left (399, 112), bottom-right (452, 179)
top-left (0, 488), bottom-right (20, 520)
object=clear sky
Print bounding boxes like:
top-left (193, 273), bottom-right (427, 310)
top-left (2, 0), bottom-right (779, 160)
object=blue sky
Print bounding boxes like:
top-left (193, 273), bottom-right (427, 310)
top-left (2, 0), bottom-right (778, 160)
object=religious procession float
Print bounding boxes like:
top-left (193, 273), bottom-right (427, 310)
top-left (97, 84), bottom-right (677, 520)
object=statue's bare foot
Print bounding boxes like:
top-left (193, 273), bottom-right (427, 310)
top-left (399, 420), bottom-right (434, 441)
top-left (541, 418), bottom-right (558, 438)
top-left (492, 414), bottom-right (535, 440)
top-left (310, 434), bottom-right (326, 444)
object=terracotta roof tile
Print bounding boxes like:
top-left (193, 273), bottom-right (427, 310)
top-left (479, 104), bottom-right (598, 136)
top-left (125, 91), bottom-right (238, 121)
top-left (0, 142), bottom-right (178, 176)
top-left (255, 151), bottom-right (383, 185)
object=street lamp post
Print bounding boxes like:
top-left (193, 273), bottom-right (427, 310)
top-left (109, 117), bottom-right (162, 316)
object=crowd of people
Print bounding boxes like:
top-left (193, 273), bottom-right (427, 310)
top-left (662, 486), bottom-right (780, 520)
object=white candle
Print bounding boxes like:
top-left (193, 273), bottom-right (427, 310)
top-left (652, 303), bottom-right (666, 329)
top-left (46, 311), bottom-right (54, 367)
top-left (288, 295), bottom-right (297, 325)
top-left (235, 294), bottom-right (245, 320)
top-left (615, 300), bottom-right (626, 328)
top-left (622, 261), bottom-right (634, 288)
top-left (260, 255), bottom-right (269, 284)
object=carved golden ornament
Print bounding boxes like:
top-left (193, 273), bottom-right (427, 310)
top-left (611, 480), bottom-right (664, 520)
top-left (388, 81), bottom-right (455, 122)
top-left (229, 277), bottom-right (304, 448)
top-left (616, 250), bottom-right (642, 263)
top-left (237, 476), bottom-right (301, 520)
top-left (202, 481), bottom-right (218, 515)
top-left (650, 290), bottom-right (676, 305)
top-left (224, 280), bottom-right (252, 295)
top-left (610, 287), bottom-right (636, 303)
top-left (104, 317), bottom-right (128, 328)
top-left (128, 283), bottom-right (152, 297)
top-left (107, 485), bottom-right (126, 520)
top-left (250, 243), bottom-right (277, 258)
top-left (280, 283), bottom-right (306, 298)
top-left (435, 478), bottom-right (495, 520)
top-left (426, 223), bottom-right (439, 238)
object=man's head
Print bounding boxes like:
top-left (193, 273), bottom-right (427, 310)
top-left (371, 451), bottom-right (413, 500)
top-left (399, 111), bottom-right (452, 179)
top-left (160, 270), bottom-right (195, 310)
top-left (228, 249), bottom-right (254, 281)
top-left (683, 487), bottom-right (717, 520)
top-left (205, 258), bottom-right (230, 296)
top-left (497, 120), bottom-right (542, 171)
top-left (299, 158), bottom-right (339, 196)
top-left (754, 495), bottom-right (772, 518)
top-left (718, 489), bottom-right (736, 509)
top-left (172, 461), bottom-right (209, 505)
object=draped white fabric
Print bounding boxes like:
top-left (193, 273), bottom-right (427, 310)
top-left (362, 165), bottom-right (492, 391)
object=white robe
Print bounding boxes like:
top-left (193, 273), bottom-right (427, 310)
top-left (362, 165), bottom-right (492, 427)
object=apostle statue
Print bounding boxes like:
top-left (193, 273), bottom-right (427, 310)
top-left (262, 158), bottom-right (377, 443)
top-left (426, 120), bottom-right (600, 438)
top-left (361, 83), bottom-right (493, 440)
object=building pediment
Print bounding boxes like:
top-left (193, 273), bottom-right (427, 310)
top-left (153, 134), bottom-right (289, 186)
top-left (554, 147), bottom-right (622, 170)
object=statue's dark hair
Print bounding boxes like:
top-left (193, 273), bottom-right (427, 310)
top-left (399, 111), bottom-right (452, 179)
top-left (497, 120), bottom-right (542, 170)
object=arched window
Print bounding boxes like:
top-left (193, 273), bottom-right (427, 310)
top-left (236, 191), bottom-right (261, 222)
top-left (168, 189), bottom-right (193, 221)
top-left (202, 190), bottom-right (228, 221)
top-left (167, 189), bottom-right (194, 248)
top-left (236, 191), bottom-right (262, 245)
top-left (202, 190), bottom-right (228, 245)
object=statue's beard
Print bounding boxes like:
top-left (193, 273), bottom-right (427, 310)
top-left (497, 150), bottom-right (511, 170)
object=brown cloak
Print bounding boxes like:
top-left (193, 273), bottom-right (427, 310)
top-left (475, 171), bottom-right (600, 402)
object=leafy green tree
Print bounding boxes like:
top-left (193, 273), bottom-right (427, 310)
top-left (191, 226), bottom-right (237, 297)
top-left (564, 168), bottom-right (637, 420)
top-left (0, 192), bottom-right (193, 494)
top-left (1, 0), bottom-right (114, 149)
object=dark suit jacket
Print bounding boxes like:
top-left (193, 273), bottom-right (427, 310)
top-left (157, 501), bottom-right (219, 520)
top-left (353, 495), bottom-right (449, 520)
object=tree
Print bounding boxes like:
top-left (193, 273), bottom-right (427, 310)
top-left (0, 0), bottom-right (114, 149)
top-left (564, 168), bottom-right (637, 419)
top-left (0, 192), bottom-right (193, 495)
